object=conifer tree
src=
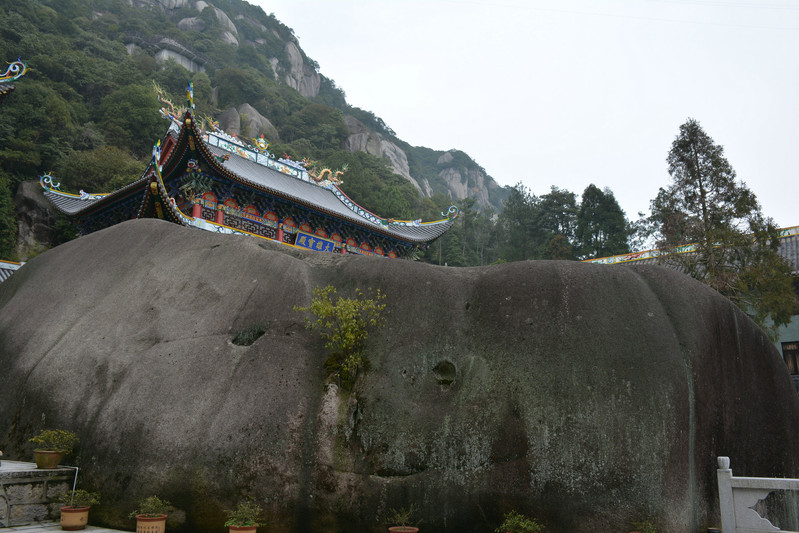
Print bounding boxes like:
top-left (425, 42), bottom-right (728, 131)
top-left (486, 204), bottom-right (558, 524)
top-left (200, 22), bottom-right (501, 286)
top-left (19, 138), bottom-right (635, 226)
top-left (650, 118), bottom-right (795, 338)
top-left (575, 184), bottom-right (629, 259)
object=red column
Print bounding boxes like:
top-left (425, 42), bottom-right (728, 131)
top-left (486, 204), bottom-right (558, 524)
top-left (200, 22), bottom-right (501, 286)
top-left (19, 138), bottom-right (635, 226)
top-left (192, 201), bottom-right (202, 219)
top-left (215, 204), bottom-right (224, 225)
top-left (277, 225), bottom-right (284, 243)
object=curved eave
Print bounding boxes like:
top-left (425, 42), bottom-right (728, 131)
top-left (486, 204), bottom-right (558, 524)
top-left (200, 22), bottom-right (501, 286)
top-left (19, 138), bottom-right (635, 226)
top-left (138, 166), bottom-right (191, 226)
top-left (163, 111), bottom-right (456, 245)
top-left (42, 176), bottom-right (149, 216)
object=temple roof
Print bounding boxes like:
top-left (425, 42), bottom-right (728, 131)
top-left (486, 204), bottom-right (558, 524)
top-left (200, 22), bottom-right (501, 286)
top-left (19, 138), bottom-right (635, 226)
top-left (0, 260), bottom-right (23, 283)
top-left (42, 111), bottom-right (457, 245)
top-left (202, 143), bottom-right (455, 243)
top-left (42, 175), bottom-right (146, 215)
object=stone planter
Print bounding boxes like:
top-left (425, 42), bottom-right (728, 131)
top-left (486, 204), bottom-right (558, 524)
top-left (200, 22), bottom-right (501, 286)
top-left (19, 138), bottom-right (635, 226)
top-left (389, 528), bottom-right (419, 533)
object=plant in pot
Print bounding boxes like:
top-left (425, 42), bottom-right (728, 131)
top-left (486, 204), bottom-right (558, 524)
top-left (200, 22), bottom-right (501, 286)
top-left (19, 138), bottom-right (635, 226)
top-left (224, 497), bottom-right (263, 533)
top-left (630, 519), bottom-right (657, 533)
top-left (388, 504), bottom-right (420, 533)
top-left (56, 489), bottom-right (100, 531)
top-left (496, 510), bottom-right (545, 533)
top-left (29, 429), bottom-right (78, 469)
top-left (129, 495), bottom-right (171, 533)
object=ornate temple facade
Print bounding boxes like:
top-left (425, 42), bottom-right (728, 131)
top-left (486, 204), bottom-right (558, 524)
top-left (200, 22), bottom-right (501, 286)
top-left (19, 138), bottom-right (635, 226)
top-left (41, 109), bottom-right (458, 260)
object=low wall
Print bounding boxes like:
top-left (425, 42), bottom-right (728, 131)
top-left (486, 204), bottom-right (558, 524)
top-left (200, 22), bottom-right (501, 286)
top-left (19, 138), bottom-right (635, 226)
top-left (0, 460), bottom-right (74, 527)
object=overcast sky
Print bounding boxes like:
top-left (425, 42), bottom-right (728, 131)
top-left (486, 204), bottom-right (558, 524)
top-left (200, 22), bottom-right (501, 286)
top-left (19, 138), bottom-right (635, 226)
top-left (253, 0), bottom-right (799, 228)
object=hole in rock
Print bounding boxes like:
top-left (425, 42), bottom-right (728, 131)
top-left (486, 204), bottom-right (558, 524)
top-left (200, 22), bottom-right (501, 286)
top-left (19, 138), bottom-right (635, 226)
top-left (231, 324), bottom-right (268, 346)
top-left (433, 360), bottom-right (456, 386)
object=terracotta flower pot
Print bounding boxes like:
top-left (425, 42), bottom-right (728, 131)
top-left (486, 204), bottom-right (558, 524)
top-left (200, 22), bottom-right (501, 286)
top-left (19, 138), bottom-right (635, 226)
top-left (228, 526), bottom-right (257, 533)
top-left (33, 450), bottom-right (64, 469)
top-left (136, 514), bottom-right (167, 533)
top-left (60, 506), bottom-right (90, 530)
top-left (388, 527), bottom-right (419, 533)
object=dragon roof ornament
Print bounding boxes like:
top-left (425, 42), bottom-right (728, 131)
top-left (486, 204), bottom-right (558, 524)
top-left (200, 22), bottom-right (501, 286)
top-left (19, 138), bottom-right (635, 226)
top-left (0, 58), bottom-right (27, 82)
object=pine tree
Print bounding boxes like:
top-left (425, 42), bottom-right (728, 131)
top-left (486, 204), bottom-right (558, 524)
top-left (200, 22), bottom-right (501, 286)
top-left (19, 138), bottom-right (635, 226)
top-left (575, 184), bottom-right (629, 259)
top-left (651, 118), bottom-right (796, 338)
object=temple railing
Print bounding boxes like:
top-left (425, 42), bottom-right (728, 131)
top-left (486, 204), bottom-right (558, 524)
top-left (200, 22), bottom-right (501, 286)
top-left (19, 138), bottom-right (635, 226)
top-left (717, 456), bottom-right (799, 532)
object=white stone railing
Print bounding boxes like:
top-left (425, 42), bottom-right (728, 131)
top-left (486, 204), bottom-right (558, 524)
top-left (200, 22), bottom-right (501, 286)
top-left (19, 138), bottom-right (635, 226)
top-left (718, 456), bottom-right (799, 532)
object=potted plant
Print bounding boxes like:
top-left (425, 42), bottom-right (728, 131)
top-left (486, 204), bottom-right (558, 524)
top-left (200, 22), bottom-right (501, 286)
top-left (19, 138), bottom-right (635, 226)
top-left (224, 497), bottom-right (263, 533)
top-left (129, 495), bottom-right (171, 533)
top-left (388, 504), bottom-right (420, 533)
top-left (29, 429), bottom-right (78, 469)
top-left (57, 489), bottom-right (100, 531)
top-left (496, 510), bottom-right (545, 533)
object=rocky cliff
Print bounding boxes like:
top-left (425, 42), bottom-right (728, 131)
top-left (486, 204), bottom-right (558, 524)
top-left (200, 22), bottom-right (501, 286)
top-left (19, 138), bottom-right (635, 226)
top-left (129, 0), bottom-right (320, 97)
top-left (124, 0), bottom-right (505, 212)
top-left (2, 220), bottom-right (798, 532)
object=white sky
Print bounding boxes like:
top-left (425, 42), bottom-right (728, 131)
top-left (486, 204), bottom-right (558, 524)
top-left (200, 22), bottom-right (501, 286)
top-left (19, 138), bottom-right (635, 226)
top-left (252, 0), bottom-right (799, 227)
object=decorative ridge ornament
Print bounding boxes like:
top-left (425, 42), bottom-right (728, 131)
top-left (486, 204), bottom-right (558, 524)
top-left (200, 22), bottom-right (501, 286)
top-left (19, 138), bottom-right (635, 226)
top-left (442, 205), bottom-right (460, 220)
top-left (0, 58), bottom-right (27, 82)
top-left (309, 164), bottom-right (346, 185)
top-left (153, 139), bottom-right (162, 173)
top-left (186, 81), bottom-right (194, 110)
top-left (40, 172), bottom-right (61, 191)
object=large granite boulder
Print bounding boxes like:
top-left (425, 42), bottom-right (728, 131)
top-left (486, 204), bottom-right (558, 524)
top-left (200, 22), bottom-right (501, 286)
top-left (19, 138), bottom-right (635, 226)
top-left (1, 219), bottom-right (798, 533)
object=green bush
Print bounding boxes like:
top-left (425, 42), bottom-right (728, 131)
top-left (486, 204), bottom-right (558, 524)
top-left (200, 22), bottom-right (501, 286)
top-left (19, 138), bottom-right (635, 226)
top-left (224, 497), bottom-right (263, 527)
top-left (57, 489), bottom-right (100, 507)
top-left (129, 495), bottom-right (171, 518)
top-left (29, 429), bottom-right (78, 455)
top-left (388, 504), bottom-right (420, 527)
top-left (294, 285), bottom-right (385, 390)
top-left (496, 510), bottom-right (544, 533)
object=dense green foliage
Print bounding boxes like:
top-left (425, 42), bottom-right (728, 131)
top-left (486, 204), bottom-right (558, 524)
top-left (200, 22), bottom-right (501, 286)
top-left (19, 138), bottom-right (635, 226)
top-left (430, 182), bottom-right (630, 266)
top-left (56, 489), bottom-right (101, 508)
top-left (129, 495), bottom-right (171, 518)
top-left (495, 510), bottom-right (545, 533)
top-left (648, 118), bottom-right (796, 338)
top-left (223, 497), bottom-right (263, 527)
top-left (576, 184), bottom-right (630, 259)
top-left (29, 428), bottom-right (78, 454)
top-left (294, 285), bottom-right (386, 391)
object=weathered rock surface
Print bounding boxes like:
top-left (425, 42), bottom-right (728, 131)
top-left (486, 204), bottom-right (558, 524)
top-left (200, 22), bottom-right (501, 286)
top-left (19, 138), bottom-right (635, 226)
top-left (438, 166), bottom-right (492, 210)
top-left (284, 41), bottom-right (320, 98)
top-left (1, 219), bottom-right (799, 533)
top-left (177, 16), bottom-right (204, 32)
top-left (343, 116), bottom-right (425, 194)
top-left (217, 105), bottom-right (279, 141)
top-left (13, 181), bottom-right (59, 259)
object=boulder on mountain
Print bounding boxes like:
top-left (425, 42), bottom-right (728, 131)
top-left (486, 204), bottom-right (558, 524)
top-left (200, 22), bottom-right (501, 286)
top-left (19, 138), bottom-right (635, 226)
top-left (217, 105), bottom-right (279, 141)
top-left (1, 219), bottom-right (798, 533)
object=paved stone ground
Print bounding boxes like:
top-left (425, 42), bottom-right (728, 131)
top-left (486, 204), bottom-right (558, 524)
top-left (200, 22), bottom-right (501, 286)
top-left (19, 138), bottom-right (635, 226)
top-left (2, 523), bottom-right (125, 532)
